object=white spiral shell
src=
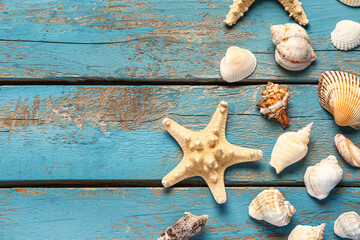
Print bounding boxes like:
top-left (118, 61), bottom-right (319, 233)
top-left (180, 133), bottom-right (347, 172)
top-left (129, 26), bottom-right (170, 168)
top-left (270, 23), bottom-right (316, 71)
top-left (334, 212), bottom-right (360, 239)
top-left (288, 223), bottom-right (326, 240)
top-left (270, 122), bottom-right (313, 174)
top-left (304, 155), bottom-right (343, 200)
top-left (249, 188), bottom-right (296, 227)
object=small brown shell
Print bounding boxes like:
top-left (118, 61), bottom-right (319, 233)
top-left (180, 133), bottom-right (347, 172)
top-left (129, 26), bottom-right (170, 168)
top-left (256, 82), bottom-right (290, 128)
top-left (158, 212), bottom-right (209, 240)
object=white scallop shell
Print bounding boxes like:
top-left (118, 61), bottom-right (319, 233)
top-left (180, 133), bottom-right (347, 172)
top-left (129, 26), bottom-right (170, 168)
top-left (220, 46), bottom-right (256, 82)
top-left (288, 223), bottom-right (326, 240)
top-left (338, 0), bottom-right (360, 7)
top-left (334, 212), bottom-right (360, 240)
top-left (335, 134), bottom-right (360, 167)
top-left (304, 155), bottom-right (343, 200)
top-left (270, 23), bottom-right (316, 71)
top-left (318, 71), bottom-right (360, 130)
top-left (249, 188), bottom-right (296, 227)
top-left (331, 20), bottom-right (360, 51)
top-left (270, 122), bottom-right (313, 174)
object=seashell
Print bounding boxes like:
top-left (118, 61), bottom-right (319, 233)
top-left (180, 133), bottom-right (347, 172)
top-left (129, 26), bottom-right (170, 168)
top-left (331, 20), bottom-right (360, 51)
top-left (304, 155), bottom-right (343, 200)
top-left (249, 188), bottom-right (296, 227)
top-left (158, 212), bottom-right (209, 240)
top-left (335, 134), bottom-right (360, 167)
top-left (270, 23), bottom-right (316, 71)
top-left (334, 212), bottom-right (360, 240)
top-left (318, 71), bottom-right (360, 130)
top-left (338, 0), bottom-right (360, 7)
top-left (288, 223), bottom-right (326, 240)
top-left (256, 82), bottom-right (290, 128)
top-left (220, 46), bottom-right (256, 82)
top-left (270, 122), bottom-right (313, 174)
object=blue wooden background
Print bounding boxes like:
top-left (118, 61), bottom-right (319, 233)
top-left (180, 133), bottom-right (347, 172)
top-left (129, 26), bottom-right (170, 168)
top-left (0, 0), bottom-right (359, 239)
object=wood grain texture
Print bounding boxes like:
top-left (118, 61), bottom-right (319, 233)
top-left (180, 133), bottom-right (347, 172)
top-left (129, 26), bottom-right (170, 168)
top-left (0, 0), bottom-right (358, 82)
top-left (0, 187), bottom-right (358, 239)
top-left (0, 85), bottom-right (359, 184)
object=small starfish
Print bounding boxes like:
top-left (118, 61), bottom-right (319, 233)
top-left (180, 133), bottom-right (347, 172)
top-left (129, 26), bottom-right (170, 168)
top-left (224, 0), bottom-right (309, 26)
top-left (161, 101), bottom-right (263, 204)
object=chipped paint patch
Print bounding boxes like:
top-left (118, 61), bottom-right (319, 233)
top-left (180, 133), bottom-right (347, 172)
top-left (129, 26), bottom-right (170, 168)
top-left (15, 188), bottom-right (48, 197)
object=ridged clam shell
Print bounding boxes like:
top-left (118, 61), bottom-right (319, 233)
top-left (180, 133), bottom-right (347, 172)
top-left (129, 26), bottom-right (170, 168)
top-left (338, 0), bottom-right (360, 7)
top-left (271, 23), bottom-right (316, 71)
top-left (334, 212), bottom-right (360, 240)
top-left (318, 71), bottom-right (360, 130)
top-left (331, 20), bottom-right (360, 51)
top-left (249, 188), bottom-right (296, 227)
top-left (288, 223), bottom-right (326, 240)
top-left (335, 134), bottom-right (360, 167)
top-left (304, 155), bottom-right (343, 200)
top-left (270, 122), bottom-right (313, 174)
top-left (220, 46), bottom-right (256, 82)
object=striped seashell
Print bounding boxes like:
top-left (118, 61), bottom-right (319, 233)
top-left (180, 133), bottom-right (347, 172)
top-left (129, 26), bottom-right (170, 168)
top-left (249, 188), bottom-right (296, 227)
top-left (338, 0), bottom-right (360, 7)
top-left (318, 71), bottom-right (360, 130)
top-left (270, 122), bottom-right (313, 174)
top-left (331, 20), bottom-right (360, 51)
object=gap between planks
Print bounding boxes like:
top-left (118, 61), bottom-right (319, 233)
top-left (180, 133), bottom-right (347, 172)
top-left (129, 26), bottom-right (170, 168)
top-left (0, 180), bottom-right (360, 188)
top-left (0, 79), bottom-right (321, 86)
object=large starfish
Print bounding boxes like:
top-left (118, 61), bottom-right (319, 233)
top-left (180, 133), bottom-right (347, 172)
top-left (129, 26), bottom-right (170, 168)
top-left (161, 101), bottom-right (263, 204)
top-left (224, 0), bottom-right (309, 26)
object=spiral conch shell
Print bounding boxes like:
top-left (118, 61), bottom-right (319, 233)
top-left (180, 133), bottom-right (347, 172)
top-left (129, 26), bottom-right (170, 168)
top-left (220, 46), bottom-right (256, 82)
top-left (335, 134), bottom-right (360, 167)
top-left (249, 188), bottom-right (296, 227)
top-left (270, 122), bottom-right (313, 174)
top-left (270, 23), bottom-right (316, 71)
top-left (288, 223), bottom-right (326, 240)
top-left (331, 20), bottom-right (360, 51)
top-left (334, 212), bottom-right (360, 240)
top-left (304, 155), bottom-right (343, 200)
top-left (318, 71), bottom-right (360, 130)
top-left (256, 82), bottom-right (290, 128)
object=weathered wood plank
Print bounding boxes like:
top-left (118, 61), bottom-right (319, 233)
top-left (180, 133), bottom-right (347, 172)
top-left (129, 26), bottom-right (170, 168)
top-left (0, 0), bottom-right (358, 82)
top-left (0, 85), bottom-right (359, 184)
top-left (0, 187), bottom-right (358, 239)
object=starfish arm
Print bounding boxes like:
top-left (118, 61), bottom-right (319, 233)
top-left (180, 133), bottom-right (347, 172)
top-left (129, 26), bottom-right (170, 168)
top-left (203, 172), bottom-right (227, 204)
top-left (205, 101), bottom-right (229, 140)
top-left (277, 0), bottom-right (309, 26)
top-left (224, 0), bottom-right (256, 26)
top-left (162, 117), bottom-right (194, 150)
top-left (162, 157), bottom-right (197, 188)
top-left (222, 143), bottom-right (263, 167)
